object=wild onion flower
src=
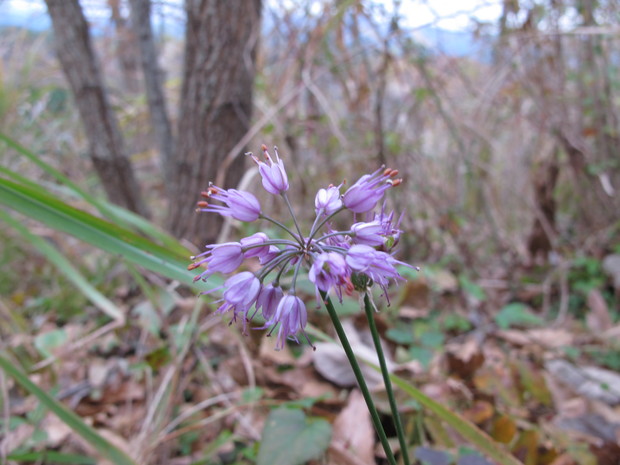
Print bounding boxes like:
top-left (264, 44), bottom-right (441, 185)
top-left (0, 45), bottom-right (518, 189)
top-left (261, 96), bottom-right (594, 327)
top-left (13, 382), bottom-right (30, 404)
top-left (315, 185), bottom-right (342, 216)
top-left (196, 185), bottom-right (261, 222)
top-left (351, 220), bottom-right (386, 246)
top-left (189, 242), bottom-right (244, 280)
top-left (190, 146), bottom-right (414, 350)
top-left (342, 167), bottom-right (401, 213)
top-left (250, 145), bottom-right (289, 194)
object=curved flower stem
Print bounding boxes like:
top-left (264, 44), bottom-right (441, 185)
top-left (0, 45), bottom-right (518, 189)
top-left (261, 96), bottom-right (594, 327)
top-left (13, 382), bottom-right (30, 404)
top-left (307, 206), bottom-right (347, 244)
top-left (363, 293), bottom-right (411, 465)
top-left (281, 193), bottom-right (305, 241)
top-left (320, 291), bottom-right (397, 465)
top-left (259, 214), bottom-right (304, 246)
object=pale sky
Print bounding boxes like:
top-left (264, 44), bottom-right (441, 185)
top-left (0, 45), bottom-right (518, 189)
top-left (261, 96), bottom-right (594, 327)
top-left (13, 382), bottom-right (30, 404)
top-left (1, 0), bottom-right (503, 32)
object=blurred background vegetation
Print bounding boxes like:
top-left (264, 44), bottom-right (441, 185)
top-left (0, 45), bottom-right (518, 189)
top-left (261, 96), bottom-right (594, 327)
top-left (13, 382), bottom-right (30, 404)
top-left (0, 1), bottom-right (619, 464)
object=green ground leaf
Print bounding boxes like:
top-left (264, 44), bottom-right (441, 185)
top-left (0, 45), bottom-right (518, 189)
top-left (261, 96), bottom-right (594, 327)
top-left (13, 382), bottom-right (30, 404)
top-left (257, 408), bottom-right (332, 465)
top-left (34, 329), bottom-right (68, 358)
top-left (495, 303), bottom-right (543, 329)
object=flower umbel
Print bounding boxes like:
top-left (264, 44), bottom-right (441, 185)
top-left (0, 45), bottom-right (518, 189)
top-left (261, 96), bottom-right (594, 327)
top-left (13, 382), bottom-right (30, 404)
top-left (191, 149), bottom-right (413, 350)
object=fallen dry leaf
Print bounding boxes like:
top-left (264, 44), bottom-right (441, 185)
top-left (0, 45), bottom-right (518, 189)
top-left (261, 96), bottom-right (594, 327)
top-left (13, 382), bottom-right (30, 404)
top-left (445, 338), bottom-right (485, 379)
top-left (546, 360), bottom-right (620, 405)
top-left (259, 336), bottom-right (296, 365)
top-left (328, 389), bottom-right (375, 465)
top-left (586, 289), bottom-right (613, 333)
top-left (313, 320), bottom-right (393, 388)
top-left (491, 414), bottom-right (517, 443)
top-left (462, 400), bottom-right (494, 425)
top-left (527, 328), bottom-right (574, 348)
top-left (42, 413), bottom-right (73, 446)
top-left (548, 453), bottom-right (578, 465)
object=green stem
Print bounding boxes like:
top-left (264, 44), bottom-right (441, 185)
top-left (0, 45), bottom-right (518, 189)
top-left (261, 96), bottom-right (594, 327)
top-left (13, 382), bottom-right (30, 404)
top-left (259, 214), bottom-right (303, 246)
top-left (320, 291), bottom-right (397, 465)
top-left (281, 193), bottom-right (305, 241)
top-left (363, 293), bottom-right (411, 465)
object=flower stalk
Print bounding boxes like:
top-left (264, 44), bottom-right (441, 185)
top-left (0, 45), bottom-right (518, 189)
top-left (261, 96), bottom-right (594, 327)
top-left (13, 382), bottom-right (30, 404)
top-left (363, 292), bottom-right (411, 465)
top-left (321, 291), bottom-right (397, 465)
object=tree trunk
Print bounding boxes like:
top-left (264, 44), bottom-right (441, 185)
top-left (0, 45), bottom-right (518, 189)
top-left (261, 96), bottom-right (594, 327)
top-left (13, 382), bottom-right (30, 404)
top-left (44, 0), bottom-right (149, 217)
top-left (167, 0), bottom-right (262, 244)
top-left (108, 0), bottom-right (140, 94)
top-left (129, 0), bottom-right (174, 178)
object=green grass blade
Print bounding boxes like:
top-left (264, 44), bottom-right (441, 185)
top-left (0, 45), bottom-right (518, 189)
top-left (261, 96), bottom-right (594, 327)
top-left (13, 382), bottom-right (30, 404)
top-left (0, 210), bottom-right (124, 322)
top-left (0, 354), bottom-right (138, 465)
top-left (7, 451), bottom-right (97, 464)
top-left (390, 373), bottom-right (524, 465)
top-left (0, 133), bottom-right (186, 254)
top-left (0, 177), bottom-right (217, 290)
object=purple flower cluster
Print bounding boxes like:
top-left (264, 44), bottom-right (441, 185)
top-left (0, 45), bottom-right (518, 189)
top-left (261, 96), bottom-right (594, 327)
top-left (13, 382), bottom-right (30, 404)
top-left (191, 145), bottom-right (413, 350)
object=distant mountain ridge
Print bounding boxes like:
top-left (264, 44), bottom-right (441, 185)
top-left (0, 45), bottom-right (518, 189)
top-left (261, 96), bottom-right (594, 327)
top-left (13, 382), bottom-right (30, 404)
top-left (0, 4), bottom-right (488, 58)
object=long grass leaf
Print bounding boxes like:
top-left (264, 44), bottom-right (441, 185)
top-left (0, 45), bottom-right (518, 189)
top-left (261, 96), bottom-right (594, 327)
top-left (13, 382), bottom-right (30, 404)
top-left (0, 133), bottom-right (186, 253)
top-left (0, 177), bottom-right (217, 290)
top-left (0, 354), bottom-right (138, 465)
top-left (0, 210), bottom-right (124, 322)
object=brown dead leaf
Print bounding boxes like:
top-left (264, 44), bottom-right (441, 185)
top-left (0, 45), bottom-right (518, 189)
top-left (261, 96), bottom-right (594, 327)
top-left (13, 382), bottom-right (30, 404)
top-left (299, 378), bottom-right (339, 399)
top-left (512, 429), bottom-right (540, 464)
top-left (42, 413), bottom-right (73, 446)
top-left (88, 359), bottom-right (112, 388)
top-left (494, 329), bottom-right (531, 346)
top-left (491, 414), bottom-right (517, 443)
top-left (548, 453), bottom-right (578, 465)
top-left (546, 360), bottom-right (620, 405)
top-left (259, 336), bottom-right (296, 365)
top-left (101, 379), bottom-right (145, 404)
top-left (445, 338), bottom-right (484, 379)
top-left (2, 422), bottom-right (34, 454)
top-left (430, 269), bottom-right (459, 293)
top-left (397, 306), bottom-right (429, 319)
top-left (602, 254), bottom-right (620, 291)
top-left (462, 400), bottom-right (494, 425)
top-left (527, 328), bottom-right (573, 348)
top-left (72, 427), bottom-right (135, 465)
top-left (586, 289), bottom-right (612, 333)
top-left (602, 324), bottom-right (620, 341)
top-left (313, 320), bottom-right (393, 389)
top-left (399, 279), bottom-right (430, 309)
top-left (328, 389), bottom-right (375, 465)
top-left (496, 328), bottom-right (574, 349)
